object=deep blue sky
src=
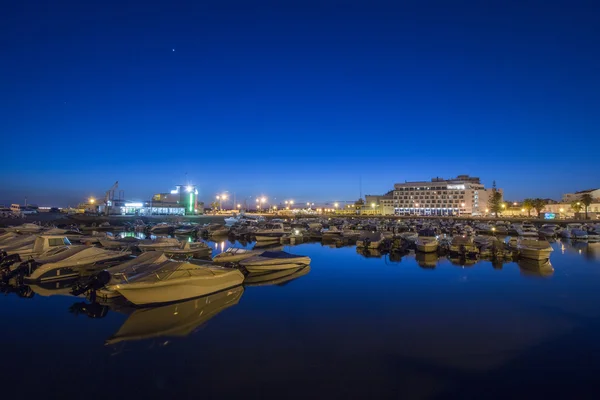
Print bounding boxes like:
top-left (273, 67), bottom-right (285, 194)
top-left (2, 0), bottom-right (599, 206)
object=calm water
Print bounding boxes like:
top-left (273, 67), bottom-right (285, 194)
top-left (2, 239), bottom-right (600, 399)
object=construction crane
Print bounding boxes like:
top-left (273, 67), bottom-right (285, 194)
top-left (104, 181), bottom-right (118, 216)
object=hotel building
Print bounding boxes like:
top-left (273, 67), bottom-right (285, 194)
top-left (392, 175), bottom-right (499, 216)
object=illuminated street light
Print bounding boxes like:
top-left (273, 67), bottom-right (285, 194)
top-left (501, 204), bottom-right (506, 209)
top-left (89, 198), bottom-right (95, 204)
top-left (513, 202), bottom-right (517, 206)
top-left (237, 204), bottom-right (241, 209)
top-left (334, 202), bottom-right (339, 208)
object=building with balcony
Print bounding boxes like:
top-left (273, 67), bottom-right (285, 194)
top-left (392, 175), bottom-right (500, 216)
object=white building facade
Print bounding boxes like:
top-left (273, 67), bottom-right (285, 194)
top-left (392, 175), bottom-right (499, 216)
top-left (562, 188), bottom-right (600, 203)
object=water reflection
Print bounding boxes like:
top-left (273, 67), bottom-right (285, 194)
top-left (244, 266), bottom-right (311, 287)
top-left (518, 258), bottom-right (554, 278)
top-left (106, 286), bottom-right (244, 345)
top-left (3, 237), bottom-right (600, 397)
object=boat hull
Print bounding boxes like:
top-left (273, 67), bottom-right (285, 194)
top-left (416, 239), bottom-right (438, 253)
top-left (113, 270), bottom-right (245, 306)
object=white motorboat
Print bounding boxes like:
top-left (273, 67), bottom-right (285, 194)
top-left (162, 241), bottom-right (211, 258)
top-left (244, 266), bottom-right (311, 286)
top-left (4, 235), bottom-right (73, 258)
top-left (356, 232), bottom-right (385, 249)
top-left (95, 252), bottom-right (172, 299)
top-left (108, 262), bottom-right (245, 305)
top-left (254, 223), bottom-right (287, 241)
top-left (517, 239), bottom-right (554, 261)
top-left (18, 246), bottom-right (132, 282)
top-left (202, 224), bottom-right (230, 237)
top-left (149, 223), bottom-right (175, 234)
top-left (321, 226), bottom-right (343, 240)
top-left (106, 285), bottom-right (244, 345)
top-left (449, 236), bottom-right (479, 256)
top-left (398, 231), bottom-right (418, 244)
top-left (212, 247), bottom-right (264, 263)
top-left (415, 229), bottom-right (438, 253)
top-left (137, 237), bottom-right (181, 252)
top-left (539, 224), bottom-right (561, 237)
top-left (4, 223), bottom-right (44, 233)
top-left (239, 251), bottom-right (311, 273)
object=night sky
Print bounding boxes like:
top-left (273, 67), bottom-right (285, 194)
top-left (2, 0), bottom-right (599, 207)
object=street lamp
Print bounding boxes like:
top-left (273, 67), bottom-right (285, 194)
top-left (89, 198), bottom-right (95, 204)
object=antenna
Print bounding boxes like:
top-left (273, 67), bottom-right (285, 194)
top-left (359, 175), bottom-right (362, 199)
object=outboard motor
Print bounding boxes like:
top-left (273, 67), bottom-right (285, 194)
top-left (4, 259), bottom-right (40, 281)
top-left (0, 254), bottom-right (23, 281)
top-left (71, 270), bottom-right (111, 300)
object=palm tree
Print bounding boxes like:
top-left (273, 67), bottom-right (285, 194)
top-left (523, 198), bottom-right (534, 217)
top-left (571, 201), bottom-right (583, 218)
top-left (532, 198), bottom-right (546, 216)
top-left (580, 193), bottom-right (593, 220)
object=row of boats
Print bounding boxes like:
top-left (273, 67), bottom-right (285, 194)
top-left (0, 227), bottom-right (312, 306)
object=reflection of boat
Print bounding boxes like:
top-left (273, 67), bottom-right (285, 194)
top-left (518, 258), bottom-right (554, 277)
top-left (106, 286), bottom-right (244, 345)
top-left (239, 251), bottom-right (310, 273)
top-left (28, 278), bottom-right (80, 297)
top-left (213, 247), bottom-right (263, 263)
top-left (517, 239), bottom-right (553, 261)
top-left (108, 262), bottom-right (245, 305)
top-left (416, 252), bottom-right (438, 268)
top-left (356, 248), bottom-right (383, 258)
top-left (244, 266), bottom-right (311, 287)
top-left (448, 255), bottom-right (478, 267)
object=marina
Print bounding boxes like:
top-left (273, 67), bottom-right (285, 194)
top-left (1, 216), bottom-right (600, 397)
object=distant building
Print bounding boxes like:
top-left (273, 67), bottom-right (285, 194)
top-left (363, 192), bottom-right (395, 215)
top-left (562, 188), bottom-right (600, 203)
top-left (152, 185), bottom-right (199, 214)
top-left (392, 175), bottom-right (500, 216)
top-left (98, 185), bottom-right (203, 216)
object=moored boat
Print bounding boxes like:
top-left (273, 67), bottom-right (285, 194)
top-left (108, 262), bottom-right (244, 305)
top-left (239, 251), bottom-right (311, 273)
